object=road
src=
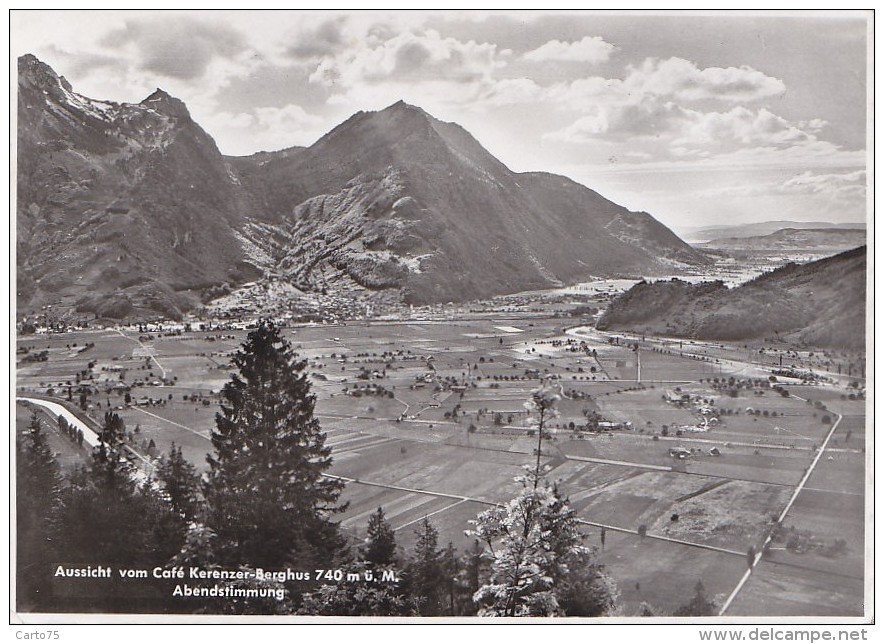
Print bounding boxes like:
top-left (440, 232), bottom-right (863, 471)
top-left (18, 396), bottom-right (155, 480)
top-left (17, 397), bottom-right (101, 448)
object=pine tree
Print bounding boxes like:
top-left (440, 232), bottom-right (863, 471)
top-left (16, 412), bottom-right (62, 610)
top-left (454, 539), bottom-right (489, 616)
top-left (50, 410), bottom-right (189, 612)
top-left (18, 413), bottom-right (62, 526)
top-left (361, 506), bottom-right (398, 566)
top-left (203, 320), bottom-right (346, 570)
top-left (554, 548), bottom-right (619, 617)
top-left (405, 516), bottom-right (446, 615)
top-left (156, 443), bottom-right (202, 521)
top-left (91, 410), bottom-right (132, 485)
top-left (442, 541), bottom-right (460, 615)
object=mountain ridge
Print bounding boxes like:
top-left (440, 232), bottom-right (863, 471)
top-left (17, 54), bottom-right (709, 318)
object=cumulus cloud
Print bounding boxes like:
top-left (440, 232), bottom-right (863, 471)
top-left (543, 57), bottom-right (820, 165)
top-left (623, 57), bottom-right (786, 102)
top-left (101, 15), bottom-right (246, 80)
top-left (286, 17), bottom-right (347, 59)
top-left (536, 56), bottom-right (789, 151)
top-left (673, 107), bottom-right (821, 149)
top-left (523, 36), bottom-right (615, 64)
top-left (309, 29), bottom-right (505, 88)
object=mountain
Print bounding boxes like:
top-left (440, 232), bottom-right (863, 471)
top-left (597, 246), bottom-right (867, 350)
top-left (697, 227), bottom-right (867, 254)
top-left (16, 54), bottom-right (260, 320)
top-left (682, 220), bottom-right (866, 243)
top-left (17, 55), bottom-right (708, 319)
top-left (228, 101), bottom-right (709, 305)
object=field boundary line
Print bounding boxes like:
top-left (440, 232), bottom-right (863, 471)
top-left (324, 474), bottom-right (471, 502)
top-left (566, 454), bottom-right (672, 472)
top-left (131, 407), bottom-right (211, 439)
top-left (393, 499), bottom-right (469, 532)
top-left (575, 518), bottom-right (745, 557)
top-left (718, 411), bottom-right (844, 615)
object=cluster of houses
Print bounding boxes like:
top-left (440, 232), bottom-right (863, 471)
top-left (663, 388), bottom-right (720, 433)
top-left (669, 445), bottom-right (721, 459)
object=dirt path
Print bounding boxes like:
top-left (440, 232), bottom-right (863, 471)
top-left (718, 412), bottom-right (844, 615)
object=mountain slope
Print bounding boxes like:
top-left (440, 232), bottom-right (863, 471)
top-left (16, 54), bottom-right (259, 319)
top-left (17, 56), bottom-right (709, 318)
top-left (231, 101), bottom-right (710, 305)
top-left (597, 246), bottom-right (867, 350)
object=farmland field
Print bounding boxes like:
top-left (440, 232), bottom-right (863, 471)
top-left (15, 308), bottom-right (869, 618)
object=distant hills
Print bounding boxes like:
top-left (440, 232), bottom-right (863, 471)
top-left (698, 227), bottom-right (867, 254)
top-left (16, 55), bottom-right (708, 320)
top-left (683, 220), bottom-right (866, 243)
top-left (597, 246), bottom-right (866, 350)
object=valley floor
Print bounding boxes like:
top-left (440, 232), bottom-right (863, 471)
top-left (15, 313), bottom-right (868, 618)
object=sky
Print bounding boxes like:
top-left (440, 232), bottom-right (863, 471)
top-left (11, 9), bottom-right (871, 234)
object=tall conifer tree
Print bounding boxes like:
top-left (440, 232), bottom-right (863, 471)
top-left (361, 506), bottom-right (398, 566)
top-left (16, 412), bottom-right (62, 610)
top-left (204, 320), bottom-right (346, 569)
top-left (405, 516), bottom-right (446, 616)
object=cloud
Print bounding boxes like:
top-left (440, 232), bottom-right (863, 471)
top-left (692, 170), bottom-right (866, 213)
top-left (623, 57), bottom-right (786, 102)
top-left (545, 96), bottom-right (829, 164)
top-left (309, 29), bottom-right (505, 88)
top-left (523, 36), bottom-right (615, 63)
top-left (203, 104), bottom-right (326, 154)
top-left (286, 17), bottom-right (347, 59)
top-left (213, 63), bottom-right (329, 112)
top-left (544, 98), bottom-right (690, 142)
top-left (674, 107), bottom-right (821, 149)
top-left (475, 77), bottom-right (545, 106)
top-left (42, 46), bottom-right (124, 77)
top-left (779, 169), bottom-right (866, 196)
top-left (253, 104), bottom-right (324, 132)
top-left (101, 15), bottom-right (246, 80)
top-left (464, 56), bottom-right (786, 139)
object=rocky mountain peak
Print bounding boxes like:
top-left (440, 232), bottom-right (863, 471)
top-left (140, 88), bottom-right (191, 120)
top-left (384, 99), bottom-right (426, 115)
top-left (18, 53), bottom-right (72, 92)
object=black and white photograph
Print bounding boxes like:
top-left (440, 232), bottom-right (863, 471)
top-left (9, 8), bottom-right (873, 628)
